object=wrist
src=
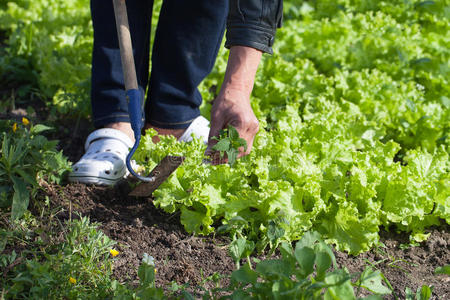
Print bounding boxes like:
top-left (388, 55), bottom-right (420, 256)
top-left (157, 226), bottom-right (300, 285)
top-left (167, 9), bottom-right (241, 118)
top-left (217, 87), bottom-right (250, 103)
top-left (220, 46), bottom-right (262, 98)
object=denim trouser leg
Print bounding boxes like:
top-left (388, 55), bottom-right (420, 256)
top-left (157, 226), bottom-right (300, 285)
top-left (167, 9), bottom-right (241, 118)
top-left (90, 0), bottom-right (228, 129)
top-left (145, 0), bottom-right (228, 129)
top-left (91, 0), bottom-right (153, 128)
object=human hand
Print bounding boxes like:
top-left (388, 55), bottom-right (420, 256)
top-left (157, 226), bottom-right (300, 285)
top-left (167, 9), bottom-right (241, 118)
top-left (206, 88), bottom-right (259, 164)
top-left (205, 46), bottom-right (262, 164)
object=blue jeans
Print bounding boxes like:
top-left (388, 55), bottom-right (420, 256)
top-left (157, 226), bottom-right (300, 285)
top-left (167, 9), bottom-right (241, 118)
top-left (90, 0), bottom-right (228, 129)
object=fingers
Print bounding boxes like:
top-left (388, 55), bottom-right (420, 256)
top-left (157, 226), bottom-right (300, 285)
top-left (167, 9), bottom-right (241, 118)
top-left (230, 117), bottom-right (259, 157)
top-left (205, 111), bottom-right (224, 157)
top-left (205, 117), bottom-right (259, 165)
top-left (206, 117), bottom-right (228, 166)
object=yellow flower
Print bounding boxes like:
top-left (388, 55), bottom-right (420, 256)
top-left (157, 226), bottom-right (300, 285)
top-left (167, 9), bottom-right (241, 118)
top-left (22, 117), bottom-right (30, 125)
top-left (69, 277), bottom-right (77, 284)
top-left (110, 249), bottom-right (119, 257)
top-left (12, 123), bottom-right (18, 132)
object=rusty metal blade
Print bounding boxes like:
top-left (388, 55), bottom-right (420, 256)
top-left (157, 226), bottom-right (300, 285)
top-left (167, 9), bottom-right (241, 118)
top-left (129, 155), bottom-right (185, 197)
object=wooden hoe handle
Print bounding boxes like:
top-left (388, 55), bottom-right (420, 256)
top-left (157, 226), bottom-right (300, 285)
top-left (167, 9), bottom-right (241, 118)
top-left (112, 0), bottom-right (138, 91)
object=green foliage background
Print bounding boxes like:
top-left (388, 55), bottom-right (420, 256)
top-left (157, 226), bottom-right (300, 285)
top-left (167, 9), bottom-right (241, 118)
top-left (0, 0), bottom-right (449, 255)
top-left (0, 0), bottom-right (92, 115)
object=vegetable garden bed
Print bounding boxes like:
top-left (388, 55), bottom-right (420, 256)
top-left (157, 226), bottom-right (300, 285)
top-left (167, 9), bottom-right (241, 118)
top-left (1, 0), bottom-right (449, 299)
top-left (45, 181), bottom-right (450, 298)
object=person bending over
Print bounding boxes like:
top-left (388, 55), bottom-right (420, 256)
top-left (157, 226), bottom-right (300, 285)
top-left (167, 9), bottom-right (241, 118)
top-left (69, 0), bottom-right (283, 185)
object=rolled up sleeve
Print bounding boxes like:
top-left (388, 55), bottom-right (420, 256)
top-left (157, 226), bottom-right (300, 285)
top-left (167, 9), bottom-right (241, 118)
top-left (225, 0), bottom-right (283, 54)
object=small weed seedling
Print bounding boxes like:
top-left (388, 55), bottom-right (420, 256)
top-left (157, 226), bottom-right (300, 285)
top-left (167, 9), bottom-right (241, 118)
top-left (212, 125), bottom-right (247, 166)
top-left (221, 231), bottom-right (392, 299)
top-left (405, 285), bottom-right (433, 300)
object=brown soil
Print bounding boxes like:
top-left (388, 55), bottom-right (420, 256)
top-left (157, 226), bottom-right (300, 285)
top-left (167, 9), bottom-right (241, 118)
top-left (49, 182), bottom-right (235, 290)
top-left (335, 226), bottom-right (450, 299)
top-left (43, 180), bottom-right (450, 299)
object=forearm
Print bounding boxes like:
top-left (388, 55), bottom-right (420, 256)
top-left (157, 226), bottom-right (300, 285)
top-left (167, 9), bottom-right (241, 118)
top-left (207, 46), bottom-right (262, 159)
top-left (219, 46), bottom-right (262, 99)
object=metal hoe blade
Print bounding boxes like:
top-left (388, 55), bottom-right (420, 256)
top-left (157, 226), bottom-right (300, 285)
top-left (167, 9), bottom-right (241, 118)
top-left (129, 155), bottom-right (185, 197)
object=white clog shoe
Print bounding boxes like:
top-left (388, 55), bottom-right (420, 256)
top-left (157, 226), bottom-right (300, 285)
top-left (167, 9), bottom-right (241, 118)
top-left (178, 115), bottom-right (209, 143)
top-left (68, 128), bottom-right (133, 185)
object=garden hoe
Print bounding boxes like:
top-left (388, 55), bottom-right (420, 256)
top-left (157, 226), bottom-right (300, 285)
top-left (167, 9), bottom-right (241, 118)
top-left (113, 0), bottom-right (185, 197)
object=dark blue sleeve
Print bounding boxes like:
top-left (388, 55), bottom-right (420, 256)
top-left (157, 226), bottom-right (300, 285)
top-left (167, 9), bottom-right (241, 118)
top-left (225, 0), bottom-right (283, 54)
